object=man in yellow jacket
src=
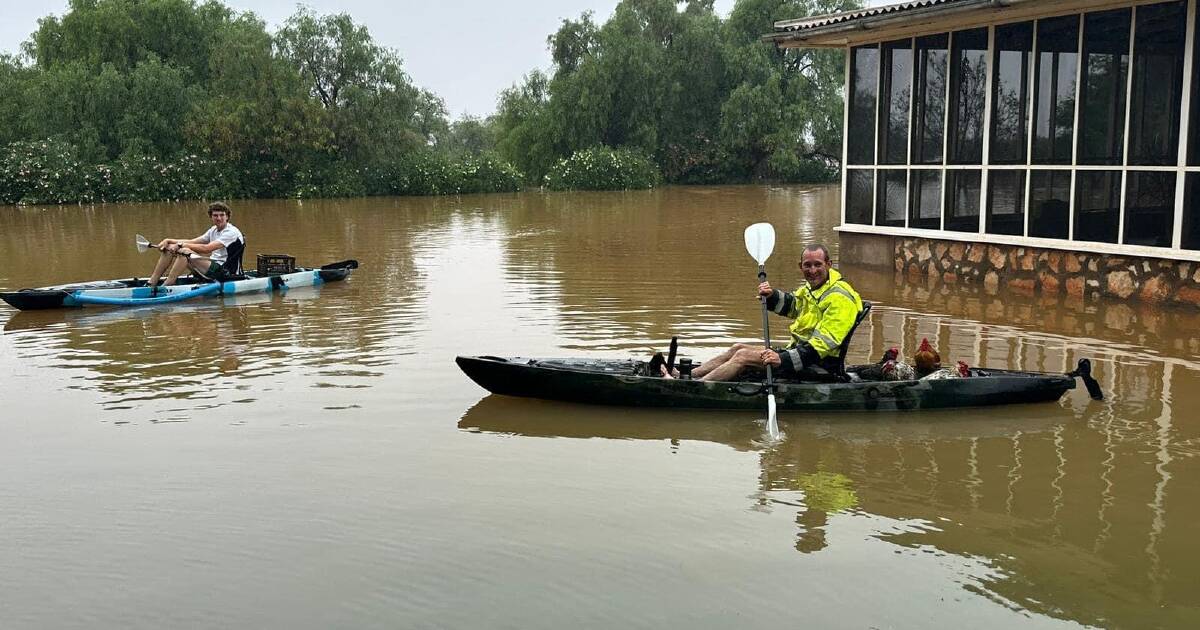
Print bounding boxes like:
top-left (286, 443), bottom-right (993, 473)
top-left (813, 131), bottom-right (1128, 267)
top-left (682, 243), bottom-right (863, 382)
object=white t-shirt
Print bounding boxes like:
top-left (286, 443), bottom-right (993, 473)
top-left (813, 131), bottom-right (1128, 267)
top-left (195, 224), bottom-right (244, 264)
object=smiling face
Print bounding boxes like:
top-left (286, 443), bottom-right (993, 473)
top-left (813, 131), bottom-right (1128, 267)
top-left (209, 208), bottom-right (229, 230)
top-left (800, 248), bottom-right (830, 288)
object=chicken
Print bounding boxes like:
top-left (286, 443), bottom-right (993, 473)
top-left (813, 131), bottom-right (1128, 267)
top-left (855, 346), bottom-right (901, 381)
top-left (914, 338), bottom-right (942, 377)
top-left (922, 360), bottom-right (971, 380)
top-left (881, 359), bottom-right (917, 381)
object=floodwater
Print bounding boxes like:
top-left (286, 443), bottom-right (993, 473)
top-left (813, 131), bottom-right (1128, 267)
top-left (1, 186), bottom-right (1197, 629)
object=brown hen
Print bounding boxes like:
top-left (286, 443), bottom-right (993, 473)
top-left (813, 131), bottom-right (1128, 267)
top-left (914, 338), bottom-right (941, 377)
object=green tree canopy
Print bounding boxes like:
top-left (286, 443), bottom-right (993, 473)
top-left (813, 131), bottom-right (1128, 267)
top-left (494, 0), bottom-right (860, 184)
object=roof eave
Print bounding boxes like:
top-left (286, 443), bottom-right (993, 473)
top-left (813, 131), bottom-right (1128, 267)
top-left (763, 0), bottom-right (999, 48)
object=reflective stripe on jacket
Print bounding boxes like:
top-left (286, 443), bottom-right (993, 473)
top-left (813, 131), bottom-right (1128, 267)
top-left (764, 268), bottom-right (863, 360)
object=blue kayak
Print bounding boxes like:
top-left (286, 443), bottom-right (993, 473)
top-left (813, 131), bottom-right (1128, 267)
top-left (0, 260), bottom-right (358, 311)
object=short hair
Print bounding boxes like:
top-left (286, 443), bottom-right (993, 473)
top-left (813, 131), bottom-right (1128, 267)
top-left (208, 201), bottom-right (232, 217)
top-left (803, 243), bottom-right (831, 264)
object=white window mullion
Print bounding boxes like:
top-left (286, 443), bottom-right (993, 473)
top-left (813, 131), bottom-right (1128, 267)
top-left (941, 32), bottom-right (954, 232)
top-left (906, 38), bottom-right (916, 228)
top-left (842, 48), bottom-right (851, 227)
top-left (1119, 7), bottom-right (1137, 246)
top-left (873, 44), bottom-right (882, 226)
top-left (1069, 14), bottom-right (1085, 241)
top-left (1025, 21), bottom-right (1038, 238)
top-left (980, 25), bottom-right (996, 234)
top-left (1174, 0), bottom-right (1197, 250)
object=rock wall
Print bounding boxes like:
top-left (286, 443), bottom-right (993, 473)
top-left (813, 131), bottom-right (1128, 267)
top-left (889, 237), bottom-right (1200, 308)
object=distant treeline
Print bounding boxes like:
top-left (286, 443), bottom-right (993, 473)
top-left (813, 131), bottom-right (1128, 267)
top-left (0, 0), bottom-right (858, 204)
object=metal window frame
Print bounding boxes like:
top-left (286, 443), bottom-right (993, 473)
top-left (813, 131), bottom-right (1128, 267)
top-left (836, 0), bottom-right (1200, 260)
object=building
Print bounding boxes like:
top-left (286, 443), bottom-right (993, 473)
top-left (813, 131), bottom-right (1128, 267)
top-left (766, 0), bottom-right (1200, 307)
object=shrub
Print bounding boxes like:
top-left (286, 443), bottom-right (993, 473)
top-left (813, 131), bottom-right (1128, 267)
top-left (450, 153), bottom-right (523, 194)
top-left (660, 138), bottom-right (740, 185)
top-left (1, 140), bottom-right (523, 204)
top-left (0, 138), bottom-right (89, 205)
top-left (543, 146), bottom-right (660, 191)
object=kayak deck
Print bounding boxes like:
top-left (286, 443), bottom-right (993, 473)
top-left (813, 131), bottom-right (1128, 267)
top-left (456, 355), bottom-right (1079, 412)
top-left (0, 260), bottom-right (358, 310)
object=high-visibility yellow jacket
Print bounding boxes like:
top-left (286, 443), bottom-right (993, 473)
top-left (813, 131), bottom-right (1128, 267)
top-left (764, 268), bottom-right (863, 362)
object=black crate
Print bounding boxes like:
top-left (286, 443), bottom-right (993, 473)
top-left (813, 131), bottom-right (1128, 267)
top-left (257, 254), bottom-right (296, 276)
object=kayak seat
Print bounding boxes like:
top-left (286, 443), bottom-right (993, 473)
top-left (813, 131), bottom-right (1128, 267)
top-left (795, 301), bottom-right (873, 383)
top-left (197, 238), bottom-right (246, 283)
top-left (223, 237), bottom-right (245, 276)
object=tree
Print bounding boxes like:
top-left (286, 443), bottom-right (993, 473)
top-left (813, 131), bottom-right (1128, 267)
top-left (275, 8), bottom-right (441, 163)
top-left (720, 0), bottom-right (859, 180)
top-left (493, 0), bottom-right (859, 184)
top-left (441, 116), bottom-right (498, 157)
top-left (493, 70), bottom-right (563, 182)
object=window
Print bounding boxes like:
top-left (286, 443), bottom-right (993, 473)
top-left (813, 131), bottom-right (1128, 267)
top-left (1123, 171), bottom-right (1176, 247)
top-left (848, 46), bottom-right (879, 165)
top-left (912, 34), bottom-right (949, 165)
top-left (1029, 170), bottom-right (1071, 239)
top-left (1033, 16), bottom-right (1079, 164)
top-left (948, 28), bottom-right (988, 164)
top-left (879, 39), bottom-right (913, 165)
top-left (1129, 1), bottom-right (1186, 165)
top-left (945, 169), bottom-right (982, 231)
top-left (1075, 170), bottom-right (1122, 243)
top-left (909, 170), bottom-right (942, 229)
top-left (1184, 174), bottom-right (1200, 249)
top-left (990, 22), bottom-right (1033, 164)
top-left (846, 170), bottom-right (874, 225)
top-left (1190, 4), bottom-right (1200, 165)
top-left (1077, 9), bottom-right (1130, 165)
top-left (987, 170), bottom-right (1026, 235)
top-left (877, 170), bottom-right (907, 226)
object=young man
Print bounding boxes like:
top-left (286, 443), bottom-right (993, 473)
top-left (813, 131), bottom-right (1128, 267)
top-left (668, 243), bottom-right (863, 382)
top-left (147, 202), bottom-right (245, 292)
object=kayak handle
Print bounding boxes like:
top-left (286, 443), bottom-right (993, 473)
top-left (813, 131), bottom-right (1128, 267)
top-left (1067, 358), bottom-right (1104, 400)
top-left (731, 382), bottom-right (769, 397)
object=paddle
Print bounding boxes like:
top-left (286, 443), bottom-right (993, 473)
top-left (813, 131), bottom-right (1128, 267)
top-left (135, 234), bottom-right (160, 253)
top-left (743, 222), bottom-right (780, 440)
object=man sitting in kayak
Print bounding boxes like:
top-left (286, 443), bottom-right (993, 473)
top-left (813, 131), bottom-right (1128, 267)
top-left (147, 202), bottom-right (245, 293)
top-left (663, 243), bottom-right (863, 381)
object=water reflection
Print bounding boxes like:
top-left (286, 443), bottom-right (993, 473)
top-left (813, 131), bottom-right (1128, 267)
top-left (459, 303), bottom-right (1199, 629)
top-left (3, 186), bottom-right (1198, 628)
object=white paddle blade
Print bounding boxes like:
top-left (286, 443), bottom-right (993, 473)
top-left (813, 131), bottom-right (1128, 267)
top-left (766, 394), bottom-right (780, 440)
top-left (136, 234), bottom-right (152, 253)
top-left (744, 223), bottom-right (776, 265)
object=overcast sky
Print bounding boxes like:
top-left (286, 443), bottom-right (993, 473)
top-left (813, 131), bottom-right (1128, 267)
top-left (0, 0), bottom-right (775, 119)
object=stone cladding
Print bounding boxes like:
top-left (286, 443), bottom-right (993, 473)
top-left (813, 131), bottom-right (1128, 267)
top-left (892, 238), bottom-right (1200, 308)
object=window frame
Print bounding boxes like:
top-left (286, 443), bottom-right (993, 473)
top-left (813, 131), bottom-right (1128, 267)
top-left (836, 0), bottom-right (1200, 261)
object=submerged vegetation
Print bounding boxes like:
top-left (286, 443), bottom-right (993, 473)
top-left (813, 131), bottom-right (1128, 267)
top-left (0, 0), bottom-right (858, 204)
top-left (543, 147), bottom-right (660, 191)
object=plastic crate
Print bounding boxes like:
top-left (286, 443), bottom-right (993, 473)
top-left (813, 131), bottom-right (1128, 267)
top-left (257, 254), bottom-right (296, 276)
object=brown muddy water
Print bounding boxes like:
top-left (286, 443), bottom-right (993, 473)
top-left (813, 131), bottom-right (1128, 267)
top-left (1, 186), bottom-right (1198, 629)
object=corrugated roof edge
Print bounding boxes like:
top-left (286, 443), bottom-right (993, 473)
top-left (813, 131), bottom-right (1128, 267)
top-left (772, 0), bottom-right (963, 32)
top-left (763, 0), bottom-right (1010, 45)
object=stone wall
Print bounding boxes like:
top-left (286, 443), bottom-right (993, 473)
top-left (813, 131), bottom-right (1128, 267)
top-left (837, 231), bottom-right (1200, 309)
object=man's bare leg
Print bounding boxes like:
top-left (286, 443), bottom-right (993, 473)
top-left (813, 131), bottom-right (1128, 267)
top-left (698, 346), bottom-right (765, 382)
top-left (692, 342), bottom-right (760, 379)
top-left (162, 255), bottom-right (193, 286)
top-left (147, 250), bottom-right (176, 288)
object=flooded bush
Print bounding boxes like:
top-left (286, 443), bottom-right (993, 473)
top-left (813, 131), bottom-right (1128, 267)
top-left (0, 140), bottom-right (237, 205)
top-left (0, 139), bottom-right (89, 205)
top-left (0, 138), bottom-right (523, 204)
top-left (543, 147), bottom-right (660, 191)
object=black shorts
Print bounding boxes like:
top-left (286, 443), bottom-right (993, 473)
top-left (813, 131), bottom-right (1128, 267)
top-left (771, 346), bottom-right (799, 377)
top-left (203, 261), bottom-right (232, 281)
top-left (739, 346), bottom-right (802, 380)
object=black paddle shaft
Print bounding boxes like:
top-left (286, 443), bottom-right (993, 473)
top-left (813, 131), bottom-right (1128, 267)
top-left (758, 265), bottom-right (774, 388)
